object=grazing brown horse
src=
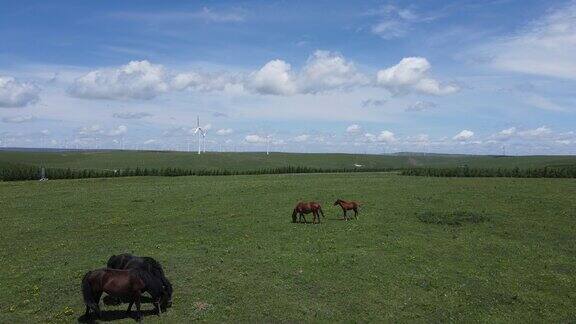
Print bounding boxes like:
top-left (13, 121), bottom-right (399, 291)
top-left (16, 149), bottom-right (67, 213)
top-left (334, 199), bottom-right (360, 220)
top-left (107, 253), bottom-right (173, 309)
top-left (292, 201), bottom-right (325, 223)
top-left (82, 268), bottom-right (164, 321)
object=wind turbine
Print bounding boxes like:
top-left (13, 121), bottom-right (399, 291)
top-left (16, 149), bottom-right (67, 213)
top-left (263, 134), bottom-right (275, 155)
top-left (202, 128), bottom-right (208, 153)
top-left (193, 115), bottom-right (206, 155)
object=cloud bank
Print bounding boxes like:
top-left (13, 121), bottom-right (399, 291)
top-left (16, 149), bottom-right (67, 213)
top-left (68, 53), bottom-right (458, 100)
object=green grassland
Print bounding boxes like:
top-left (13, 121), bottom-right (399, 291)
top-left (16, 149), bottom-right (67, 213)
top-left (1, 150), bottom-right (576, 171)
top-left (1, 173), bottom-right (575, 322)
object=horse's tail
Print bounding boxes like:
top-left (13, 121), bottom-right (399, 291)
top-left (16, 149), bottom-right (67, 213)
top-left (292, 208), bottom-right (298, 223)
top-left (81, 271), bottom-right (99, 311)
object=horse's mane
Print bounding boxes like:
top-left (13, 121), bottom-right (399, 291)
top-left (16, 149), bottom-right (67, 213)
top-left (142, 257), bottom-right (164, 273)
top-left (130, 267), bottom-right (164, 294)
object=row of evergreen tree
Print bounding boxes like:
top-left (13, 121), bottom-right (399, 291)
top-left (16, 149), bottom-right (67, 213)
top-left (400, 166), bottom-right (576, 178)
top-left (0, 164), bottom-right (396, 181)
top-left (4, 163), bottom-right (575, 181)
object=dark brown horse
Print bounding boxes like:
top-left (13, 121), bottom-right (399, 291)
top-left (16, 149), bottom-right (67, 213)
top-left (292, 201), bottom-right (324, 223)
top-left (334, 199), bottom-right (360, 220)
top-left (82, 268), bottom-right (165, 321)
top-left (107, 253), bottom-right (173, 309)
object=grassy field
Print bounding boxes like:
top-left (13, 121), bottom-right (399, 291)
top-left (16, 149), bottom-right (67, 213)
top-left (1, 173), bottom-right (575, 322)
top-left (1, 150), bottom-right (576, 171)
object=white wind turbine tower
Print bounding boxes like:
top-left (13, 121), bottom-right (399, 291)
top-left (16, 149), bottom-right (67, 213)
top-left (202, 127), bottom-right (208, 153)
top-left (193, 115), bottom-right (206, 155)
top-left (266, 134), bottom-right (273, 155)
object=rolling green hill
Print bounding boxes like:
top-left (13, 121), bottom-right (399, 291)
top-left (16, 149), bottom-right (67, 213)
top-left (1, 150), bottom-right (575, 171)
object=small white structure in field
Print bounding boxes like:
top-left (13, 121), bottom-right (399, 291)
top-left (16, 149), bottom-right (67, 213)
top-left (39, 167), bottom-right (48, 181)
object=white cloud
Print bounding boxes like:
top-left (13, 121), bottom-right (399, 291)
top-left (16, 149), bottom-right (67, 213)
top-left (298, 50), bottom-right (368, 93)
top-left (376, 130), bottom-right (396, 143)
top-left (77, 124), bottom-right (127, 137)
top-left (66, 53), bottom-right (455, 101)
top-left (293, 134), bottom-right (310, 142)
top-left (518, 126), bottom-right (551, 138)
top-left (112, 7), bottom-right (246, 23)
top-left (2, 115), bottom-right (36, 123)
top-left (346, 124), bottom-right (362, 134)
top-left (496, 127), bottom-right (517, 140)
top-left (492, 126), bottom-right (553, 141)
top-left (368, 5), bottom-right (421, 39)
top-left (372, 20), bottom-right (407, 40)
top-left (108, 125), bottom-right (128, 136)
top-left (453, 130), bottom-right (474, 141)
top-left (413, 134), bottom-right (430, 143)
top-left (216, 128), bottom-right (234, 136)
top-left (523, 94), bottom-right (566, 112)
top-left (361, 98), bottom-right (387, 108)
top-left (112, 112), bottom-right (152, 119)
top-left (364, 130), bottom-right (396, 143)
top-left (192, 7), bottom-right (245, 23)
top-left (485, 2), bottom-right (576, 79)
top-left (245, 134), bottom-right (268, 143)
top-left (249, 51), bottom-right (367, 95)
top-left (171, 71), bottom-right (241, 92)
top-left (69, 61), bottom-right (170, 100)
top-left (143, 139), bottom-right (156, 145)
top-left (376, 57), bottom-right (459, 95)
top-left (0, 76), bottom-right (40, 108)
top-left (406, 100), bottom-right (436, 112)
top-left (78, 124), bottom-right (103, 136)
top-left (249, 60), bottom-right (297, 96)
top-left (69, 60), bottom-right (245, 100)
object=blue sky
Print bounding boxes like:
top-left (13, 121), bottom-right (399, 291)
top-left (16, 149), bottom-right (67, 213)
top-left (0, 0), bottom-right (575, 154)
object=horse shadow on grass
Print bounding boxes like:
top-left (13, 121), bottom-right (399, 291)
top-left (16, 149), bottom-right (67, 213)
top-left (77, 296), bottom-right (162, 323)
top-left (294, 217), bottom-right (353, 223)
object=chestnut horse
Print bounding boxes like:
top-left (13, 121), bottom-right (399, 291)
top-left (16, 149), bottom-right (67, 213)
top-left (292, 201), bottom-right (324, 224)
top-left (334, 199), bottom-right (360, 220)
top-left (82, 268), bottom-right (166, 321)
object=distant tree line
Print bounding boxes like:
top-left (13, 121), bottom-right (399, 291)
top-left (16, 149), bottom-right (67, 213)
top-left (400, 166), bottom-right (576, 178)
top-left (0, 164), bottom-right (397, 181)
top-left (3, 163), bottom-right (576, 181)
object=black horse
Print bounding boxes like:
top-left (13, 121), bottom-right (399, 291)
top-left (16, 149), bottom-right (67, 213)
top-left (107, 254), bottom-right (173, 309)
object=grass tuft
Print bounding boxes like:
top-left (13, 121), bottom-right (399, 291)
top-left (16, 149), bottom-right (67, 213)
top-left (417, 210), bottom-right (490, 225)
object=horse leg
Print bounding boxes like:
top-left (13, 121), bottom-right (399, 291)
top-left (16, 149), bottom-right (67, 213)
top-left (127, 300), bottom-right (133, 313)
top-left (134, 292), bottom-right (142, 321)
top-left (315, 211), bottom-right (320, 223)
top-left (301, 213), bottom-right (307, 223)
top-left (154, 298), bottom-right (161, 316)
top-left (343, 209), bottom-right (348, 221)
top-left (354, 208), bottom-right (358, 219)
top-left (152, 293), bottom-right (161, 316)
top-left (84, 305), bottom-right (91, 318)
top-left (93, 291), bottom-right (102, 318)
